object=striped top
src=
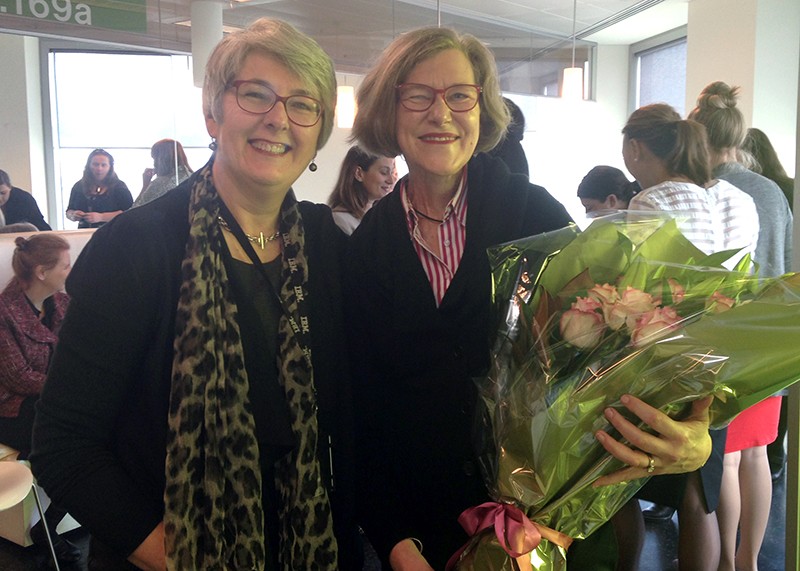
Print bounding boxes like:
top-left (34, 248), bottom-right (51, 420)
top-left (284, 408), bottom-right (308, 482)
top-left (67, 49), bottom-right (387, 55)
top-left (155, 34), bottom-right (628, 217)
top-left (401, 173), bottom-right (468, 306)
top-left (629, 179), bottom-right (759, 267)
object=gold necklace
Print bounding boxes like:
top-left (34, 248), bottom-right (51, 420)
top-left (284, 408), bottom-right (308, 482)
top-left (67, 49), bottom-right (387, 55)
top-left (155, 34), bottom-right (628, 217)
top-left (217, 216), bottom-right (280, 250)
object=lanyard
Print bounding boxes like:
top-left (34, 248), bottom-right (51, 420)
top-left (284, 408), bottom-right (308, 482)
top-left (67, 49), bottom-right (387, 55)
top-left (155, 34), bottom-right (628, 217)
top-left (217, 202), bottom-right (313, 368)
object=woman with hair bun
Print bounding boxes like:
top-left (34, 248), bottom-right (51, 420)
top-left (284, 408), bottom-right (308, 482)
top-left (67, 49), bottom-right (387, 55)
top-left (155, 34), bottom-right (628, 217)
top-left (689, 81), bottom-right (790, 571)
top-left (623, 102), bottom-right (759, 571)
top-left (0, 234), bottom-right (80, 564)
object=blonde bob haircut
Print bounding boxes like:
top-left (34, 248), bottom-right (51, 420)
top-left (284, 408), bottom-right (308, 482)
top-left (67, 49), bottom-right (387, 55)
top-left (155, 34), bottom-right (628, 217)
top-left (352, 27), bottom-right (510, 157)
top-left (202, 18), bottom-right (337, 150)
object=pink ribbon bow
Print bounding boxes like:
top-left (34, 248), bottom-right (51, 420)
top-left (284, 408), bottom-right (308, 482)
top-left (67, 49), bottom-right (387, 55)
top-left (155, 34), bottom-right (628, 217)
top-left (445, 501), bottom-right (540, 570)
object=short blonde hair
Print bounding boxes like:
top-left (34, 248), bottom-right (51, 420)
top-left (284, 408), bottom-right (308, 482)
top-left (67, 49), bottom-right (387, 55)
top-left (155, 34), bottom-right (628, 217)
top-left (202, 18), bottom-right (337, 150)
top-left (352, 27), bottom-right (510, 157)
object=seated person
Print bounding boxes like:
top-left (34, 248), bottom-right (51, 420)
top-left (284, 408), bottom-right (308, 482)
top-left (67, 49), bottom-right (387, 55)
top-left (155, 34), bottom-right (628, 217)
top-left (0, 234), bottom-right (79, 564)
top-left (0, 170), bottom-right (51, 231)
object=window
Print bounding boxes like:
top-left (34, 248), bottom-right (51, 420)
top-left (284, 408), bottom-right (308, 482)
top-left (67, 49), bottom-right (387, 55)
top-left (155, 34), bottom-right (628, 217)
top-left (48, 50), bottom-right (211, 228)
top-left (630, 28), bottom-right (687, 115)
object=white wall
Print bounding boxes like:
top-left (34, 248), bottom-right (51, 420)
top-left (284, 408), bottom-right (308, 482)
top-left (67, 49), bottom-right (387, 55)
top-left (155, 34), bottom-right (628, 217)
top-left (752, 0), bottom-right (800, 176)
top-left (686, 0), bottom-right (758, 121)
top-left (686, 0), bottom-right (799, 177)
top-left (0, 34), bottom-right (47, 208)
top-left (292, 73), bottom-right (362, 205)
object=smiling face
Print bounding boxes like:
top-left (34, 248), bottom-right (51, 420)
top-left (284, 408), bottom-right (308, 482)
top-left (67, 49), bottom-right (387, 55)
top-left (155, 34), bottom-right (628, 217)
top-left (357, 157), bottom-right (397, 202)
top-left (89, 155), bottom-right (111, 183)
top-left (205, 51), bottom-right (322, 202)
top-left (396, 49), bottom-right (481, 186)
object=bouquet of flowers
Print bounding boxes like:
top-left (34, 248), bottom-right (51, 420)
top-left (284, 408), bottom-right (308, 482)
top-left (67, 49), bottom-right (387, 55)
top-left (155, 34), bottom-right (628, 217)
top-left (448, 214), bottom-right (800, 571)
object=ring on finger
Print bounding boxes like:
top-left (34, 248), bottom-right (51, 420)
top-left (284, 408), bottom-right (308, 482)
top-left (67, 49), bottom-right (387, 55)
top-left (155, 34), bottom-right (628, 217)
top-left (645, 454), bottom-right (656, 474)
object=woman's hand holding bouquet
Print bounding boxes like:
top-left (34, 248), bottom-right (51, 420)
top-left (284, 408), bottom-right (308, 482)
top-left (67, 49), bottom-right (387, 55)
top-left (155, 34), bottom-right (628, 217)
top-left (449, 214), bottom-right (800, 570)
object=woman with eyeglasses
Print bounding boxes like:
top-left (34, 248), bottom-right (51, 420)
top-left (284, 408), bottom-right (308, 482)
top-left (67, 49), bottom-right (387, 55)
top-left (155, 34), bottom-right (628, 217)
top-left (65, 148), bottom-right (133, 228)
top-left (345, 27), bottom-right (718, 570)
top-left (32, 18), bottom-right (357, 571)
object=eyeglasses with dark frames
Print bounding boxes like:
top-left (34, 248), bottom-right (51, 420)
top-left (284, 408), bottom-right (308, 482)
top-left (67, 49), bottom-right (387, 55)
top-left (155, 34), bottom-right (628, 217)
top-left (230, 80), bottom-right (323, 127)
top-left (395, 83), bottom-right (482, 113)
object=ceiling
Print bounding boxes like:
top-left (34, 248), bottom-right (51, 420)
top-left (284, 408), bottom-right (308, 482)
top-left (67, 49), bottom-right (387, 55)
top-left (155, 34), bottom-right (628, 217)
top-left (0, 0), bottom-right (689, 93)
top-left (182, 0), bottom-right (687, 68)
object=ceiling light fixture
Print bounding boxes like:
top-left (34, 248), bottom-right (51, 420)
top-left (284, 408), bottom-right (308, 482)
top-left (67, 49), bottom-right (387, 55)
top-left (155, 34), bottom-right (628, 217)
top-left (561, 0), bottom-right (583, 100)
top-left (336, 83), bottom-right (357, 129)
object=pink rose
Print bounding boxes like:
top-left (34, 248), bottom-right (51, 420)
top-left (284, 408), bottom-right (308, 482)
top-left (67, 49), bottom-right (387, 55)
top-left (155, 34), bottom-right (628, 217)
top-left (630, 306), bottom-right (682, 347)
top-left (587, 283), bottom-right (620, 307)
top-left (560, 301), bottom-right (605, 350)
top-left (573, 296), bottom-right (602, 313)
top-left (606, 287), bottom-right (657, 331)
top-left (588, 283), bottom-right (621, 326)
top-left (668, 278), bottom-right (685, 304)
top-left (707, 291), bottom-right (735, 313)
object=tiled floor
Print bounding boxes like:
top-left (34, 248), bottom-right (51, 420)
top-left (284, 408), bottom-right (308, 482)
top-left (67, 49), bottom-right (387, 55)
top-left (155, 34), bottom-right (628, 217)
top-left (0, 470), bottom-right (789, 570)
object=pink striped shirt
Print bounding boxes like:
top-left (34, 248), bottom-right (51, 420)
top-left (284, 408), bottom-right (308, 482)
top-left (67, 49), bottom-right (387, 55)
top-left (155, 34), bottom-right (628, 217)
top-left (401, 172), bottom-right (469, 306)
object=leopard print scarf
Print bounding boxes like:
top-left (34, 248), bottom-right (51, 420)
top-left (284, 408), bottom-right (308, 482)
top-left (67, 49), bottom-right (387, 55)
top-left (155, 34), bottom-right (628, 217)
top-left (163, 163), bottom-right (338, 570)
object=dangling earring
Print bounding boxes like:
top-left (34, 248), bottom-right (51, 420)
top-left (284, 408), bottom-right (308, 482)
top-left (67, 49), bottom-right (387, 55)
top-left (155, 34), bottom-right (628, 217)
top-left (308, 157), bottom-right (318, 172)
top-left (209, 138), bottom-right (218, 151)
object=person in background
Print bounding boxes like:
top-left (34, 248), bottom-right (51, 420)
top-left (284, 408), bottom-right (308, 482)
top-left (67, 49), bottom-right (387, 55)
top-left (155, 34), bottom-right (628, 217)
top-left (688, 81), bottom-right (789, 571)
top-left (0, 209), bottom-right (38, 234)
top-left (577, 165), bottom-right (640, 214)
top-left (65, 148), bottom-right (132, 228)
top-left (346, 27), bottom-right (715, 571)
top-left (742, 127), bottom-right (795, 210)
top-left (0, 170), bottom-right (51, 231)
top-left (485, 96), bottom-right (529, 176)
top-left (624, 102), bottom-right (759, 571)
top-left (327, 145), bottom-right (396, 234)
top-left (0, 234), bottom-right (78, 564)
top-left (133, 139), bottom-right (194, 207)
top-left (742, 126), bottom-right (795, 483)
top-left (32, 18), bottom-right (356, 571)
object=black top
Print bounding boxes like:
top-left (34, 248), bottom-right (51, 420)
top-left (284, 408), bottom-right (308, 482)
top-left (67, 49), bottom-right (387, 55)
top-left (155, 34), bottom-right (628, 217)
top-left (223, 250), bottom-right (294, 571)
top-left (67, 180), bottom-right (133, 228)
top-left (346, 154), bottom-right (572, 568)
top-left (1, 187), bottom-right (50, 230)
top-left (31, 171), bottom-right (357, 568)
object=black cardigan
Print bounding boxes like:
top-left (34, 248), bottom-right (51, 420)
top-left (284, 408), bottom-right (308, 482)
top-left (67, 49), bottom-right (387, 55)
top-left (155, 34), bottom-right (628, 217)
top-left (1, 187), bottom-right (51, 230)
top-left (346, 154), bottom-right (573, 568)
top-left (31, 173), bottom-right (356, 567)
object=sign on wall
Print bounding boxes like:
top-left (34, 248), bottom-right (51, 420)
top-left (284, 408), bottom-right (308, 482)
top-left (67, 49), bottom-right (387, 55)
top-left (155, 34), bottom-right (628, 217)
top-left (0, 0), bottom-right (145, 32)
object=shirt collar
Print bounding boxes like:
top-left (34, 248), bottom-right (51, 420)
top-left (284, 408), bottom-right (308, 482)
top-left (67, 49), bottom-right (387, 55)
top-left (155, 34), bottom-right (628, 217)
top-left (402, 168), bottom-right (468, 227)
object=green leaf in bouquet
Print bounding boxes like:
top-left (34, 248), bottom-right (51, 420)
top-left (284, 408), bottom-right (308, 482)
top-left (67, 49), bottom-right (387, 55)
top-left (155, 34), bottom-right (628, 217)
top-left (489, 225), bottom-right (580, 306)
top-left (539, 222), bottom-right (630, 296)
top-left (628, 218), bottom-right (704, 265)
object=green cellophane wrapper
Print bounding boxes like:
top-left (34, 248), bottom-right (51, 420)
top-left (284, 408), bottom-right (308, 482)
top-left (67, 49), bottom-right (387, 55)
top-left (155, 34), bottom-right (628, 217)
top-left (452, 215), bottom-right (800, 571)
